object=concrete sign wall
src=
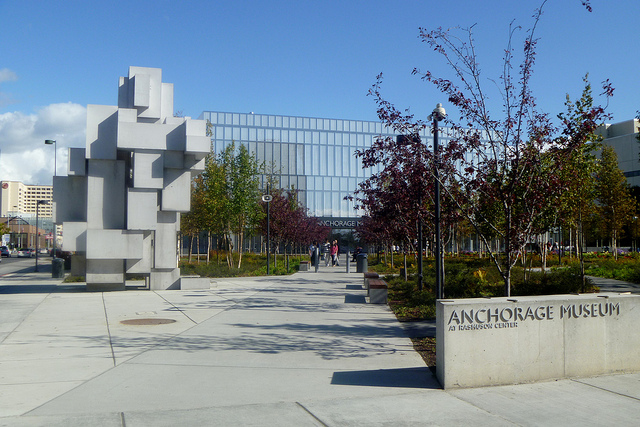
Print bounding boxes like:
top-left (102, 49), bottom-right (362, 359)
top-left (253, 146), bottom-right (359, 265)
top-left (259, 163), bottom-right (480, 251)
top-left (53, 67), bottom-right (208, 291)
top-left (436, 293), bottom-right (640, 389)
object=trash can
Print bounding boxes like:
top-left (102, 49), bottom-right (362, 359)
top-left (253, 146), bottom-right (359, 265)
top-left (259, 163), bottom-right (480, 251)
top-left (356, 253), bottom-right (368, 273)
top-left (52, 258), bottom-right (65, 278)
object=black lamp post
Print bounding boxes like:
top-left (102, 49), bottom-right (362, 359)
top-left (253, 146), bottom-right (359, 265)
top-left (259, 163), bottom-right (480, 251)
top-left (262, 185), bottom-right (272, 275)
top-left (34, 200), bottom-right (49, 272)
top-left (429, 103), bottom-right (446, 300)
top-left (45, 139), bottom-right (57, 259)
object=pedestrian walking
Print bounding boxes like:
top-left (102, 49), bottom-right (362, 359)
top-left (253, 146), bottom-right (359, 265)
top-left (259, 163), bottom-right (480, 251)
top-left (331, 240), bottom-right (340, 267)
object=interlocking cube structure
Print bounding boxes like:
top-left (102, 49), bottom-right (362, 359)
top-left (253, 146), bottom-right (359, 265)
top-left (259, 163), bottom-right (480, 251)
top-left (53, 66), bottom-right (208, 291)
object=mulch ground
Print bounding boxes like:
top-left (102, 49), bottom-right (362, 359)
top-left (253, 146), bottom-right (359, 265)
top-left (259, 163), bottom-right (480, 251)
top-left (410, 336), bottom-right (436, 373)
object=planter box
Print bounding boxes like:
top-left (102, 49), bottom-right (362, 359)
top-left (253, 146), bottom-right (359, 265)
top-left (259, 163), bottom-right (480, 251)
top-left (436, 293), bottom-right (640, 389)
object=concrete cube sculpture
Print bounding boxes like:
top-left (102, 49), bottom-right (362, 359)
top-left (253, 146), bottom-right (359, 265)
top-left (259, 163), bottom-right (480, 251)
top-left (53, 66), bottom-right (208, 291)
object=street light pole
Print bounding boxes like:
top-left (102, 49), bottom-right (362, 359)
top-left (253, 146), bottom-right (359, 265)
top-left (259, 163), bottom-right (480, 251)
top-left (262, 185), bottom-right (272, 275)
top-left (45, 140), bottom-right (57, 259)
top-left (34, 200), bottom-right (48, 272)
top-left (430, 103), bottom-right (446, 300)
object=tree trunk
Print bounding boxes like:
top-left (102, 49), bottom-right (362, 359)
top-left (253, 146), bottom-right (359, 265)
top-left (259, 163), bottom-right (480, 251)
top-left (206, 231), bottom-right (211, 264)
top-left (403, 251), bottom-right (408, 281)
top-left (196, 233), bottom-right (200, 264)
top-left (237, 231), bottom-right (244, 269)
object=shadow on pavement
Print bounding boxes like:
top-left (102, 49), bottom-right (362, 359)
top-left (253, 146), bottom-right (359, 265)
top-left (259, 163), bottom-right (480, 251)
top-left (331, 367), bottom-right (440, 389)
top-left (0, 284), bottom-right (86, 294)
top-left (344, 294), bottom-right (367, 304)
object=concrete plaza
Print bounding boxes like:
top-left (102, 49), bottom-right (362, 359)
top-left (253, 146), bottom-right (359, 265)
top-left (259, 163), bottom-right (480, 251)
top-left (1, 262), bottom-right (639, 426)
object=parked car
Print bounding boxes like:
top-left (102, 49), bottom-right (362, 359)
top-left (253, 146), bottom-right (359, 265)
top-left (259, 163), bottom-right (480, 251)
top-left (0, 246), bottom-right (10, 257)
top-left (17, 248), bottom-right (32, 258)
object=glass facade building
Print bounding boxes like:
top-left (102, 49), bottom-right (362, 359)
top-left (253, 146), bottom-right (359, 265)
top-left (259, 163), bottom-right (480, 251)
top-left (199, 111), bottom-right (443, 221)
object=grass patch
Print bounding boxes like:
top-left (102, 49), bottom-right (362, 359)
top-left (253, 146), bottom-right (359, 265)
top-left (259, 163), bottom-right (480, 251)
top-left (179, 252), bottom-right (304, 277)
top-left (63, 275), bottom-right (85, 283)
top-left (380, 256), bottom-right (600, 323)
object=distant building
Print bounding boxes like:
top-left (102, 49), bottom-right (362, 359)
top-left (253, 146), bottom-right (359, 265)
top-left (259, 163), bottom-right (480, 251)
top-left (0, 181), bottom-right (53, 218)
top-left (0, 181), bottom-right (54, 249)
top-left (599, 119), bottom-right (640, 186)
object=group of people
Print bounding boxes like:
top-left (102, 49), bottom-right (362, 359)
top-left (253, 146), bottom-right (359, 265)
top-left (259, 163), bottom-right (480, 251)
top-left (309, 240), bottom-right (340, 267)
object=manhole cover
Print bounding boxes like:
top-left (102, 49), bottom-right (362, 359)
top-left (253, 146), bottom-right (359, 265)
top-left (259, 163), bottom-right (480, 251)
top-left (120, 318), bottom-right (177, 325)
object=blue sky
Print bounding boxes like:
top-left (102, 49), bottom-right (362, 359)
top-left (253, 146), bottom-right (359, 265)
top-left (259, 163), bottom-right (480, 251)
top-left (1, 0), bottom-right (638, 185)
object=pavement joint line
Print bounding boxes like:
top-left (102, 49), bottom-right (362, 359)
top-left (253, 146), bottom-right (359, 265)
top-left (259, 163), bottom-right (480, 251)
top-left (572, 377), bottom-right (640, 402)
top-left (444, 389), bottom-right (515, 425)
top-left (295, 401), bottom-right (329, 426)
top-left (153, 291), bottom-right (198, 325)
top-left (102, 293), bottom-right (117, 367)
top-left (0, 293), bottom-right (47, 346)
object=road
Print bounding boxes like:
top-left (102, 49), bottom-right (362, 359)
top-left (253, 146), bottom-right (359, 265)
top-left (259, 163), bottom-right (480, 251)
top-left (0, 255), bottom-right (50, 276)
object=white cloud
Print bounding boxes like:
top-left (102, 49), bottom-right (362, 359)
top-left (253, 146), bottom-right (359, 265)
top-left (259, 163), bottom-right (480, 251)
top-left (0, 68), bottom-right (18, 108)
top-left (0, 103), bottom-right (86, 185)
top-left (0, 68), bottom-right (18, 83)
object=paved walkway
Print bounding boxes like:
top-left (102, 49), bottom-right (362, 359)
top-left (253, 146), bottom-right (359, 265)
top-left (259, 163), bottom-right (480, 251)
top-left (1, 264), bottom-right (639, 426)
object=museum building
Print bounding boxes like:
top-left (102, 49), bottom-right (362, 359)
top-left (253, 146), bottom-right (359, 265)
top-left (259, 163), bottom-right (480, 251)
top-left (199, 110), bottom-right (451, 226)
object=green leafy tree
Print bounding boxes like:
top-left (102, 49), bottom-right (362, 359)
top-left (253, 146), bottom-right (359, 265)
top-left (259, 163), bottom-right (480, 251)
top-left (595, 146), bottom-right (636, 258)
top-left (556, 76), bottom-right (602, 286)
top-left (222, 142), bottom-right (263, 268)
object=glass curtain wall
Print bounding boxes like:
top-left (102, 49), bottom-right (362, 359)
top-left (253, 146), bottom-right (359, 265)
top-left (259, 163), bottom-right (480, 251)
top-left (199, 111), bottom-right (441, 218)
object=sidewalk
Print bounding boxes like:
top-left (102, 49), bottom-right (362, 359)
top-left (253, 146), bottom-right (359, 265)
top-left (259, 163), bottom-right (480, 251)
top-left (1, 266), bottom-right (639, 426)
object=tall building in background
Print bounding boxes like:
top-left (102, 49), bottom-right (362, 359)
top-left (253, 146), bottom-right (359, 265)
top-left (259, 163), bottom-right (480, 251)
top-left (0, 181), bottom-right (53, 218)
top-left (599, 119), bottom-right (640, 186)
top-left (0, 181), bottom-right (54, 249)
top-left (199, 111), bottom-right (444, 227)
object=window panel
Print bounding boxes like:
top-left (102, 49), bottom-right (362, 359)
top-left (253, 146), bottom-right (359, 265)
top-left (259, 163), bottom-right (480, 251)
top-left (320, 145), bottom-right (327, 175)
top-left (265, 142), bottom-right (273, 164)
top-left (327, 146), bottom-right (334, 176)
top-left (324, 192), bottom-right (331, 216)
top-left (304, 144), bottom-right (311, 175)
top-left (273, 143), bottom-right (281, 170)
top-left (297, 144), bottom-right (305, 175)
top-left (253, 142), bottom-right (262, 162)
top-left (342, 147), bottom-right (350, 176)
top-left (289, 144), bottom-right (297, 175)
